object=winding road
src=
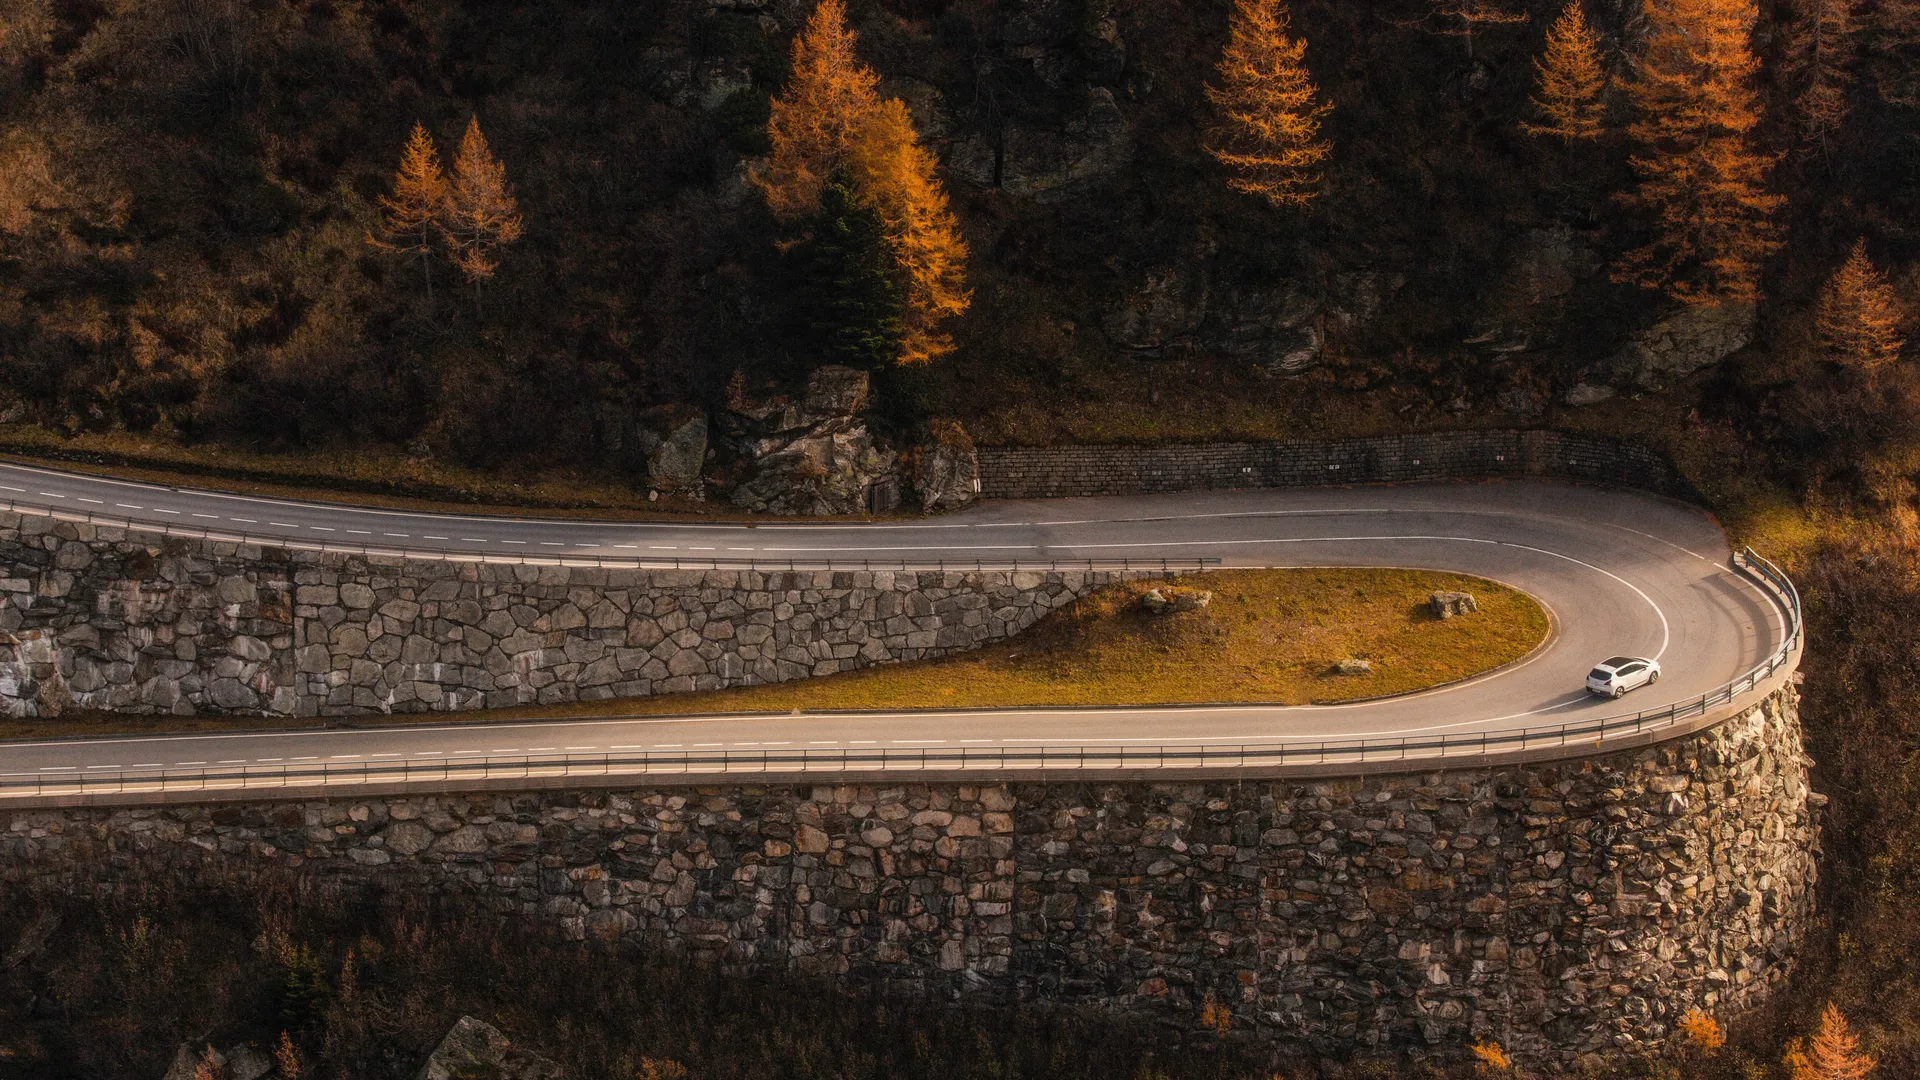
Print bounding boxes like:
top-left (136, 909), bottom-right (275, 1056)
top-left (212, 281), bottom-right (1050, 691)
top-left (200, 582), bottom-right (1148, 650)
top-left (0, 461), bottom-right (1797, 801)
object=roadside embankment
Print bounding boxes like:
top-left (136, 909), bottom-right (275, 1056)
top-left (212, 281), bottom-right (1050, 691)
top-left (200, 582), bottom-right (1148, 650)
top-left (1, 686), bottom-right (1818, 1070)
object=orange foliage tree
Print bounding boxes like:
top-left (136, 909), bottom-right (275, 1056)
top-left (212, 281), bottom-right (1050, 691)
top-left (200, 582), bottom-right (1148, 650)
top-left (1616, 0), bottom-right (1781, 305)
top-left (1785, 1004), bottom-right (1878, 1080)
top-left (1205, 0), bottom-right (1332, 208)
top-left (1817, 239), bottom-right (1905, 376)
top-left (1788, 0), bottom-right (1857, 151)
top-left (759, 0), bottom-right (969, 365)
top-left (442, 116), bottom-right (524, 315)
top-left (371, 123), bottom-right (450, 300)
top-left (1521, 1), bottom-right (1609, 147)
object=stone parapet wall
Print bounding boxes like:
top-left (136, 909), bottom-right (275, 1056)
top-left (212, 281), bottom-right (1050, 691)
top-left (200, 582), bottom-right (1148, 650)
top-left (2, 688), bottom-right (1818, 1069)
top-left (978, 430), bottom-right (1697, 502)
top-left (0, 512), bottom-right (1128, 718)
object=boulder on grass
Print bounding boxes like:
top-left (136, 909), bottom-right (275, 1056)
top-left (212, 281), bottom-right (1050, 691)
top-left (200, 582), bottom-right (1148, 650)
top-left (1430, 591), bottom-right (1478, 618)
top-left (1141, 587), bottom-right (1212, 614)
top-left (1334, 657), bottom-right (1373, 676)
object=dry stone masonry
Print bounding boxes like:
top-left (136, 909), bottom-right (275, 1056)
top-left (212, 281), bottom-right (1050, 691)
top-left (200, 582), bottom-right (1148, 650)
top-left (0, 512), bottom-right (1127, 718)
top-left (977, 430), bottom-right (1698, 502)
top-left (2, 688), bottom-right (1818, 1070)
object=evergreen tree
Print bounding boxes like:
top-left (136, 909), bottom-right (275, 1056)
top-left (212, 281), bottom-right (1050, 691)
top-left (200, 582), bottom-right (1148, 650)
top-left (1522, 2), bottom-right (1609, 147)
top-left (370, 123), bottom-right (449, 301)
top-left (1616, 0), bottom-right (1781, 305)
top-left (1789, 0), bottom-right (1857, 152)
top-left (1785, 1005), bottom-right (1878, 1080)
top-left (442, 116), bottom-right (523, 317)
top-left (1817, 239), bottom-right (1905, 376)
top-left (1205, 0), bottom-right (1333, 208)
top-left (760, 0), bottom-right (969, 365)
top-left (758, 0), bottom-right (880, 221)
top-left (790, 173), bottom-right (905, 371)
top-left (849, 99), bottom-right (971, 364)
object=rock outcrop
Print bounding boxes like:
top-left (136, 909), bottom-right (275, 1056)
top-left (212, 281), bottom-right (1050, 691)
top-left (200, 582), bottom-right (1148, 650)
top-left (1609, 303), bottom-right (1757, 389)
top-left (907, 420), bottom-right (981, 511)
top-left (1429, 591), bottom-right (1478, 618)
top-left (416, 1016), bottom-right (563, 1080)
top-left (728, 366), bottom-right (897, 516)
top-left (951, 87), bottom-right (1134, 203)
top-left (643, 413), bottom-right (708, 496)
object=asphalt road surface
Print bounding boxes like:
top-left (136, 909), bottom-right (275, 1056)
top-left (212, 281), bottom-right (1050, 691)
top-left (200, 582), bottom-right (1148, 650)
top-left (0, 461), bottom-right (1791, 792)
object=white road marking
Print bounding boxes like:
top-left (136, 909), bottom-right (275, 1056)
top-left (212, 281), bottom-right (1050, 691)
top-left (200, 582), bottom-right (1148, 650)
top-left (77, 497), bottom-right (102, 504)
top-left (193, 513), bottom-right (219, 519)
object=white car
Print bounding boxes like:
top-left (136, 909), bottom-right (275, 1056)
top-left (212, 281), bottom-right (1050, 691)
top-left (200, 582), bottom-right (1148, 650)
top-left (1587, 656), bottom-right (1660, 697)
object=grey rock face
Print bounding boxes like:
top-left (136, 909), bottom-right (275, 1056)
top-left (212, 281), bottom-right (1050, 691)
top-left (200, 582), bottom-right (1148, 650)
top-left (1333, 656), bottom-right (1373, 675)
top-left (909, 426), bottom-right (981, 511)
top-left (951, 87), bottom-right (1134, 203)
top-left (416, 1016), bottom-right (564, 1080)
top-left (800, 365), bottom-right (870, 423)
top-left (1611, 303), bottom-right (1757, 389)
top-left (731, 425), bottom-right (897, 516)
top-left (9, 689), bottom-right (1816, 1073)
top-left (647, 414), bottom-right (708, 494)
top-left (1429, 591), bottom-right (1478, 618)
top-left (730, 367), bottom-right (895, 515)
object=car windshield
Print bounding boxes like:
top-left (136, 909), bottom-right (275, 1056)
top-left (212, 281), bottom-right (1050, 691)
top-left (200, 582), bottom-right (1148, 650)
top-left (1589, 668), bottom-right (1612, 681)
top-left (1602, 656), bottom-right (1635, 667)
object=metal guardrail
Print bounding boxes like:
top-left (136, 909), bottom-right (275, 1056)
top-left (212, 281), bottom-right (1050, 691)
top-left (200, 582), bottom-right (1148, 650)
top-left (0, 547), bottom-right (1802, 800)
top-left (0, 496), bottom-right (1216, 574)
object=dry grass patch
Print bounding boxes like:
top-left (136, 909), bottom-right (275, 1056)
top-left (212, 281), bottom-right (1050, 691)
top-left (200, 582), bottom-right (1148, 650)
top-left (498, 567), bottom-right (1549, 718)
top-left (0, 569), bottom-right (1546, 740)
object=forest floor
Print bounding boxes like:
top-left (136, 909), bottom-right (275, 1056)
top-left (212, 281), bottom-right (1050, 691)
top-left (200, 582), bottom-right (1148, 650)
top-left (0, 568), bottom-right (1546, 739)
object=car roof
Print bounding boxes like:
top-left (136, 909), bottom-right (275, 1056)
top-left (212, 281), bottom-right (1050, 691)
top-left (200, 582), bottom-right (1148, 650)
top-left (1599, 656), bottom-right (1639, 667)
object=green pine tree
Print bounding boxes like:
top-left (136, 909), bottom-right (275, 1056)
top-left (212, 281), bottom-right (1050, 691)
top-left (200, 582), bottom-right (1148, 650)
top-left (789, 172), bottom-right (905, 371)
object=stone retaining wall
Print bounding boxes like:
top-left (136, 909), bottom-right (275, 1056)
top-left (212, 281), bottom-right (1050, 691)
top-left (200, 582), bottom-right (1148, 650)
top-left (0, 512), bottom-right (1129, 718)
top-left (978, 431), bottom-right (1697, 502)
top-left (1, 688), bottom-right (1818, 1069)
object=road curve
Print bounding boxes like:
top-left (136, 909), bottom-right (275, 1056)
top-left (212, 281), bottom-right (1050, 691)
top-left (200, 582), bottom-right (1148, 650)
top-left (0, 462), bottom-right (1794, 800)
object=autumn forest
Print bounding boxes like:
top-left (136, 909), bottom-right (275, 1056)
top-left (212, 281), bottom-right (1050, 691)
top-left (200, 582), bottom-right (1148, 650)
top-left (0, 0), bottom-right (1907, 491)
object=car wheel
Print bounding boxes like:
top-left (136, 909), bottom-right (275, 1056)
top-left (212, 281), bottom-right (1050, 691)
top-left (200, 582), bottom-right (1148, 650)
top-left (1649, 671), bottom-right (1659, 684)
top-left (1613, 686), bottom-right (1626, 698)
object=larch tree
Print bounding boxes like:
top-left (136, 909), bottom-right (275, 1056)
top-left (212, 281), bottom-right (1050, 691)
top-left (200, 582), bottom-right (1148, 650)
top-left (441, 116), bottom-right (523, 318)
top-left (758, 0), bottom-right (881, 220)
top-left (1785, 1004), bottom-right (1878, 1080)
top-left (1205, 0), bottom-right (1333, 208)
top-left (849, 98), bottom-right (971, 363)
top-left (1521, 1), bottom-right (1609, 147)
top-left (371, 123), bottom-right (449, 301)
top-left (760, 0), bottom-right (969, 365)
top-left (1788, 0), bottom-right (1857, 152)
top-left (1817, 239), bottom-right (1905, 376)
top-left (1616, 0), bottom-right (1782, 305)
